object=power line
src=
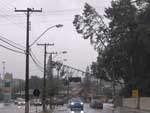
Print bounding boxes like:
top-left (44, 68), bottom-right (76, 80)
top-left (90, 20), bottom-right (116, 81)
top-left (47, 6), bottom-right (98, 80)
top-left (30, 50), bottom-right (43, 65)
top-left (0, 8), bottom-right (81, 18)
top-left (30, 53), bottom-right (44, 72)
top-left (0, 11), bottom-right (25, 30)
top-left (0, 8), bottom-right (81, 17)
top-left (0, 43), bottom-right (25, 54)
top-left (0, 3), bottom-right (26, 30)
top-left (0, 21), bottom-right (26, 25)
top-left (0, 5), bottom-right (106, 17)
top-left (29, 52), bottom-right (43, 70)
top-left (0, 34), bottom-right (25, 49)
top-left (0, 37), bottom-right (25, 51)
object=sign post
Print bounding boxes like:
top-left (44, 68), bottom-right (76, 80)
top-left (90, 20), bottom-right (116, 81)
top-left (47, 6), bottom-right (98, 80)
top-left (33, 89), bottom-right (40, 113)
top-left (132, 90), bottom-right (139, 97)
top-left (4, 73), bottom-right (12, 103)
top-left (132, 89), bottom-right (140, 109)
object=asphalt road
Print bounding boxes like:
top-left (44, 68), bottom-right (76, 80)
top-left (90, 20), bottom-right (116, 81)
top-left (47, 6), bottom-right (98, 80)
top-left (0, 103), bottom-right (113, 113)
top-left (0, 103), bottom-right (42, 113)
top-left (53, 103), bottom-right (114, 113)
top-left (1, 103), bottom-right (148, 113)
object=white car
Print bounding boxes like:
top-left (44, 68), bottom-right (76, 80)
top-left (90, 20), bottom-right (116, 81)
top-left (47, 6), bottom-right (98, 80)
top-left (15, 98), bottom-right (25, 105)
top-left (17, 101), bottom-right (25, 105)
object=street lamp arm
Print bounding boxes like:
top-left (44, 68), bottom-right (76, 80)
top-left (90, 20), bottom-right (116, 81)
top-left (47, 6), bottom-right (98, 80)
top-left (30, 24), bottom-right (63, 47)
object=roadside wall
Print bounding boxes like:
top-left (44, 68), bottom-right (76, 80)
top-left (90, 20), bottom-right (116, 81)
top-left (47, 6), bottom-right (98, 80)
top-left (123, 97), bottom-right (150, 110)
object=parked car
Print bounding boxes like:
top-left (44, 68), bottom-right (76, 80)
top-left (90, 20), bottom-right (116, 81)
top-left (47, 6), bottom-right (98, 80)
top-left (107, 99), bottom-right (113, 103)
top-left (90, 99), bottom-right (103, 109)
top-left (53, 97), bottom-right (64, 106)
top-left (30, 99), bottom-right (42, 106)
top-left (14, 98), bottom-right (25, 106)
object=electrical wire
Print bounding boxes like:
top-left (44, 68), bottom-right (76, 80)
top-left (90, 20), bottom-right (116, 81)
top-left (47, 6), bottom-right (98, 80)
top-left (0, 8), bottom-right (81, 17)
top-left (0, 43), bottom-right (25, 54)
top-left (0, 34), bottom-right (25, 49)
top-left (29, 53), bottom-right (44, 72)
top-left (0, 37), bottom-right (25, 51)
top-left (0, 4), bottom-right (105, 17)
top-left (0, 22), bottom-right (26, 26)
top-left (30, 59), bottom-right (44, 73)
top-left (0, 2), bottom-right (26, 30)
top-left (30, 50), bottom-right (43, 65)
top-left (30, 53), bottom-right (43, 69)
top-left (0, 11), bottom-right (25, 30)
top-left (0, 38), bottom-right (43, 73)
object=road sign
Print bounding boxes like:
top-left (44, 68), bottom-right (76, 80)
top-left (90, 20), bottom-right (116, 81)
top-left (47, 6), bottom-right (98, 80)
top-left (33, 89), bottom-right (40, 97)
top-left (132, 90), bottom-right (139, 97)
top-left (5, 82), bottom-right (11, 87)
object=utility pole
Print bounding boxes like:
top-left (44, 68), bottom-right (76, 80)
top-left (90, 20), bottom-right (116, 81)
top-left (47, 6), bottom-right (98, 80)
top-left (56, 62), bottom-right (63, 79)
top-left (112, 70), bottom-right (116, 108)
top-left (37, 43), bottom-right (54, 112)
top-left (2, 61), bottom-right (5, 99)
top-left (49, 54), bottom-right (53, 109)
top-left (2, 61), bottom-right (5, 79)
top-left (47, 53), bottom-right (55, 79)
top-left (15, 8), bottom-right (42, 113)
top-left (47, 52), bottom-right (57, 109)
top-left (67, 74), bottom-right (70, 102)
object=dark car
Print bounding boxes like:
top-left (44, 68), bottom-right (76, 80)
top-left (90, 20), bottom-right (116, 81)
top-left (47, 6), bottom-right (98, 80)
top-left (52, 97), bottom-right (64, 106)
top-left (69, 98), bottom-right (84, 113)
top-left (90, 99), bottom-right (103, 109)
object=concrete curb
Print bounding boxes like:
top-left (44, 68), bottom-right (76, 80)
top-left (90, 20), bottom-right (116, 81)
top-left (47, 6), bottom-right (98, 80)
top-left (38, 110), bottom-right (53, 113)
top-left (39, 111), bottom-right (53, 113)
top-left (114, 107), bottom-right (150, 113)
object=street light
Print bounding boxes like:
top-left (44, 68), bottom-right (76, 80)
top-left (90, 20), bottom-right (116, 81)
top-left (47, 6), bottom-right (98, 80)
top-left (55, 59), bottom-right (67, 79)
top-left (32, 24), bottom-right (63, 112)
top-left (57, 59), bottom-right (67, 62)
top-left (30, 24), bottom-right (63, 47)
top-left (62, 51), bottom-right (67, 54)
top-left (52, 51), bottom-right (67, 59)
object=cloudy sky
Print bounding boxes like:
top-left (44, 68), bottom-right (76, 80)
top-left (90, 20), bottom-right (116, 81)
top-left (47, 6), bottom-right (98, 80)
top-left (0, 0), bottom-right (112, 79)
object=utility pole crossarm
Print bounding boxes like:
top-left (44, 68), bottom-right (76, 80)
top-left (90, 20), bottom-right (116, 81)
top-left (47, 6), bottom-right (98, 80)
top-left (15, 8), bottom-right (42, 12)
top-left (37, 43), bottom-right (54, 46)
top-left (47, 52), bottom-right (58, 55)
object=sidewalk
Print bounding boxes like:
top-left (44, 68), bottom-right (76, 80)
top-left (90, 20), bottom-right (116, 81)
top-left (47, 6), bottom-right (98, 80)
top-left (114, 107), bottom-right (150, 113)
top-left (39, 110), bottom-right (52, 113)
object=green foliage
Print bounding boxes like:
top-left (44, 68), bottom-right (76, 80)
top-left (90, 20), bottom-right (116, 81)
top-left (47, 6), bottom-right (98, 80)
top-left (29, 76), bottom-right (43, 90)
top-left (46, 79), bottom-right (64, 97)
top-left (83, 66), bottom-right (91, 89)
top-left (73, 3), bottom-right (109, 49)
top-left (73, 1), bottom-right (150, 96)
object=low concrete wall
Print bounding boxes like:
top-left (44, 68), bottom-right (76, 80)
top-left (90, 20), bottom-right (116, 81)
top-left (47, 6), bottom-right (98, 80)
top-left (123, 97), bottom-right (150, 110)
top-left (140, 97), bottom-right (150, 110)
top-left (123, 98), bottom-right (137, 108)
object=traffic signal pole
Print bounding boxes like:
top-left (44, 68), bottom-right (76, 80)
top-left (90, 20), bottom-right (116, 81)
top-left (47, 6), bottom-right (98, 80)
top-left (15, 8), bottom-right (42, 113)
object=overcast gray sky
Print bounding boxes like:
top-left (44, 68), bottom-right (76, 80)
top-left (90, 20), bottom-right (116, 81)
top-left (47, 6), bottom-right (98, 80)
top-left (0, 0), bottom-right (112, 79)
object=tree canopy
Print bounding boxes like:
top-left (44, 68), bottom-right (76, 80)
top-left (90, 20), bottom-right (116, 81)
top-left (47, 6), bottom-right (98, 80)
top-left (73, 0), bottom-right (150, 96)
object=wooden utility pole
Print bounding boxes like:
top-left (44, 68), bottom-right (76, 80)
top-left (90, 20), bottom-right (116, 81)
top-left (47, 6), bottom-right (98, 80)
top-left (37, 43), bottom-right (54, 112)
top-left (15, 8), bottom-right (42, 113)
